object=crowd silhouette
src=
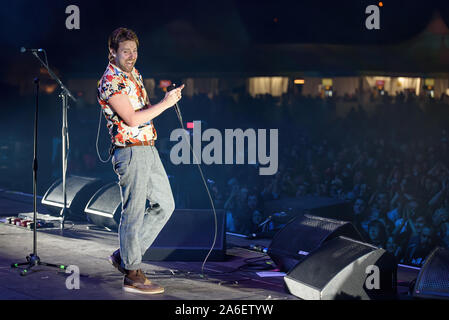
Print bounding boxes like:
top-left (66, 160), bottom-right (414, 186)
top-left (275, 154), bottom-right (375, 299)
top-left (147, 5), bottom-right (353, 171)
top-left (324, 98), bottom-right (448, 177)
top-left (167, 89), bottom-right (449, 267)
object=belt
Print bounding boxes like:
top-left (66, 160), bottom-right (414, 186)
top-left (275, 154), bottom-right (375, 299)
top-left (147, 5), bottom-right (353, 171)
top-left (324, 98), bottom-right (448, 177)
top-left (110, 140), bottom-right (155, 155)
top-left (119, 140), bottom-right (155, 148)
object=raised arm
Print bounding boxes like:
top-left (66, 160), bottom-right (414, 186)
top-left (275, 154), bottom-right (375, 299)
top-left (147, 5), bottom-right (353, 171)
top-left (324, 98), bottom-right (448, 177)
top-left (108, 84), bottom-right (184, 127)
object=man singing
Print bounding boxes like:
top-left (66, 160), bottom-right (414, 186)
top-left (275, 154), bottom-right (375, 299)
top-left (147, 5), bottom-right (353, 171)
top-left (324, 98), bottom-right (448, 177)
top-left (97, 27), bottom-right (184, 294)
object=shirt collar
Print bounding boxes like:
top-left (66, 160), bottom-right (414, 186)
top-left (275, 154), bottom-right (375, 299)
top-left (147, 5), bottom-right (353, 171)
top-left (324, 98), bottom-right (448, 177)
top-left (109, 62), bottom-right (136, 79)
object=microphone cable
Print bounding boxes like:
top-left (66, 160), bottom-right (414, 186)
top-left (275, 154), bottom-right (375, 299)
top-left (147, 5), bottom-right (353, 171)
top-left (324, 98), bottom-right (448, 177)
top-left (170, 98), bottom-right (218, 277)
top-left (95, 106), bottom-right (112, 163)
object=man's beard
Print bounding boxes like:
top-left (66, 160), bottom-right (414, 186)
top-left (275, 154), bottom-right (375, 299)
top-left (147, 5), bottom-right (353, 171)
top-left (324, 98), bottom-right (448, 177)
top-left (122, 60), bottom-right (135, 72)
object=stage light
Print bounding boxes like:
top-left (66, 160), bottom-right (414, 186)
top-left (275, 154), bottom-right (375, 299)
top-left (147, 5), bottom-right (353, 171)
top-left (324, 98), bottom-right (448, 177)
top-left (378, 2), bottom-right (383, 7)
top-left (322, 78), bottom-right (333, 86)
top-left (321, 79), bottom-right (333, 98)
top-left (294, 79), bottom-right (305, 84)
top-left (159, 80), bottom-right (172, 90)
top-left (44, 84), bottom-right (57, 94)
top-left (424, 78), bottom-right (435, 87)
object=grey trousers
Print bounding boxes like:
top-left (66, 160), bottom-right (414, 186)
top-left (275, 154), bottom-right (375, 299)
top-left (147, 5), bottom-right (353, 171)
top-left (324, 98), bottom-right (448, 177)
top-left (112, 145), bottom-right (175, 270)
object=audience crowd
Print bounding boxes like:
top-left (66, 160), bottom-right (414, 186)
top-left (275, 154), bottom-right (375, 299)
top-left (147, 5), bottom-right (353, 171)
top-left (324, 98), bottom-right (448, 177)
top-left (166, 90), bottom-right (449, 267)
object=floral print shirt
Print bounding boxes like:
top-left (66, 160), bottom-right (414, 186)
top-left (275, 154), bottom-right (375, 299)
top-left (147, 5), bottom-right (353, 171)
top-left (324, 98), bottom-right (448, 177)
top-left (97, 62), bottom-right (157, 146)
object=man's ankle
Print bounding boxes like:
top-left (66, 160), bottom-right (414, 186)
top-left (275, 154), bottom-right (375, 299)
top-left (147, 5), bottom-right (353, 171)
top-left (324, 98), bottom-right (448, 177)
top-left (125, 269), bottom-right (137, 275)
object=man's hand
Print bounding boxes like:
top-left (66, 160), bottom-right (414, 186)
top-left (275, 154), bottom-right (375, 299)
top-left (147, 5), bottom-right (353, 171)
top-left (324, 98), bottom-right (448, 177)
top-left (163, 84), bottom-right (185, 109)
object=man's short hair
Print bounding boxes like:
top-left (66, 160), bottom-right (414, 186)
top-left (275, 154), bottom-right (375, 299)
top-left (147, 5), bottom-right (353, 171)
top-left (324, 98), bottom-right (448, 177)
top-left (108, 27), bottom-right (139, 61)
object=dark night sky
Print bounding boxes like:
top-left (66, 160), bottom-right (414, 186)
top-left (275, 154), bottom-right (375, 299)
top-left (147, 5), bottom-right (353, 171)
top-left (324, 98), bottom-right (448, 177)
top-left (1, 0), bottom-right (449, 78)
top-left (3, 0), bottom-right (447, 45)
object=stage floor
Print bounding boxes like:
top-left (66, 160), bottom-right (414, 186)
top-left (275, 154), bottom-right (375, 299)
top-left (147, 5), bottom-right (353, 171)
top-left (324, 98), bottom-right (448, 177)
top-left (0, 189), bottom-right (419, 300)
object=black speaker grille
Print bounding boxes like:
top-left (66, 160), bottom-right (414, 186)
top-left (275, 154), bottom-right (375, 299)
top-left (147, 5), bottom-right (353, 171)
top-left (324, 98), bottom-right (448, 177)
top-left (272, 214), bottom-right (351, 253)
top-left (87, 183), bottom-right (121, 215)
top-left (42, 175), bottom-right (102, 220)
top-left (44, 176), bottom-right (100, 207)
top-left (270, 214), bottom-right (362, 254)
top-left (287, 237), bottom-right (376, 289)
top-left (415, 247), bottom-right (449, 298)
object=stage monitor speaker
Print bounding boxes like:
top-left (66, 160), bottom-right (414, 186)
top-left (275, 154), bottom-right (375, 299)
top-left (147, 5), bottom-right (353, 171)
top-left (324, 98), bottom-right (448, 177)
top-left (84, 182), bottom-right (171, 231)
top-left (267, 214), bottom-right (363, 272)
top-left (143, 209), bottom-right (226, 261)
top-left (84, 182), bottom-right (121, 231)
top-left (41, 175), bottom-right (102, 221)
top-left (412, 247), bottom-right (449, 300)
top-left (84, 184), bottom-right (227, 262)
top-left (284, 236), bottom-right (397, 300)
top-left (264, 196), bottom-right (353, 221)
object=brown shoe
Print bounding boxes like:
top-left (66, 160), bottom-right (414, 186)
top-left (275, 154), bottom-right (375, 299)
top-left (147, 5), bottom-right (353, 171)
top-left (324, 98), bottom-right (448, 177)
top-left (108, 249), bottom-right (126, 275)
top-left (134, 269), bottom-right (153, 285)
top-left (123, 269), bottom-right (164, 294)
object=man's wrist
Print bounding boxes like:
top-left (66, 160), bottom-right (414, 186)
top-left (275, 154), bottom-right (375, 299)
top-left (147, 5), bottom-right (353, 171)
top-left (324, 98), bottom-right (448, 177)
top-left (159, 99), bottom-right (169, 110)
top-left (155, 99), bottom-right (170, 111)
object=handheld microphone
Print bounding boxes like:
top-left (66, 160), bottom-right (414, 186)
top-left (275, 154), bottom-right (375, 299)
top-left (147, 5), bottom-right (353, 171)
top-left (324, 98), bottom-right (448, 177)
top-left (167, 83), bottom-right (183, 123)
top-left (20, 47), bottom-right (43, 53)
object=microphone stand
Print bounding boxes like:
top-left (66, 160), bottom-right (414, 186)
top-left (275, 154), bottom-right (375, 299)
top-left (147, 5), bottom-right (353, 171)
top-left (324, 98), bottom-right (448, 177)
top-left (30, 50), bottom-right (76, 231)
top-left (11, 75), bottom-right (67, 275)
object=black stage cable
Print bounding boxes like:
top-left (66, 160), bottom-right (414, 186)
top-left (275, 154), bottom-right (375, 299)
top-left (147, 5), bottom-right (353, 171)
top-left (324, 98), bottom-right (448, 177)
top-left (168, 84), bottom-right (218, 277)
top-left (142, 255), bottom-right (273, 279)
top-left (143, 268), bottom-right (253, 286)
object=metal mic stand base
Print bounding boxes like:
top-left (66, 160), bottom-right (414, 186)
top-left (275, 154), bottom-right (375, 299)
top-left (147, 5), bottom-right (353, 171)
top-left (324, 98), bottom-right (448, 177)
top-left (11, 254), bottom-right (66, 276)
